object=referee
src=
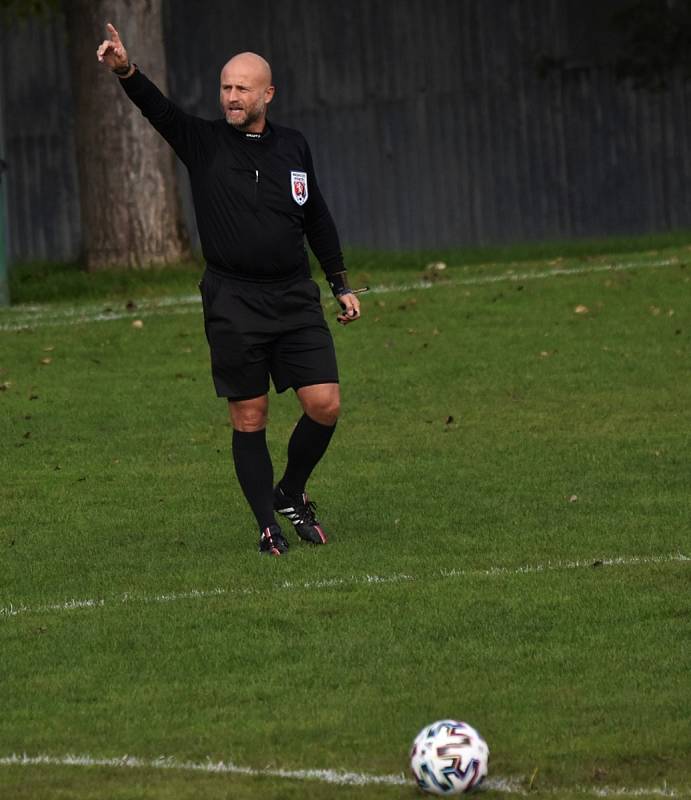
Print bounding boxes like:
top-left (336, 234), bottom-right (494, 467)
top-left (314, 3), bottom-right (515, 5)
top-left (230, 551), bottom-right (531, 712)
top-left (97, 24), bottom-right (361, 556)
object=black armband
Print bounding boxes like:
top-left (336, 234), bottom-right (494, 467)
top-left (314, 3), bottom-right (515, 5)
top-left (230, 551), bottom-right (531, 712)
top-left (113, 62), bottom-right (136, 78)
top-left (327, 271), bottom-right (351, 298)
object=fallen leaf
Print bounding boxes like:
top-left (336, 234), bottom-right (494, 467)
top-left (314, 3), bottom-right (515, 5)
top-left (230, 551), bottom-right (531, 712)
top-left (422, 261), bottom-right (448, 281)
top-left (528, 767), bottom-right (540, 792)
top-left (132, 319), bottom-right (144, 329)
top-left (39, 357), bottom-right (52, 365)
top-left (574, 305), bottom-right (589, 314)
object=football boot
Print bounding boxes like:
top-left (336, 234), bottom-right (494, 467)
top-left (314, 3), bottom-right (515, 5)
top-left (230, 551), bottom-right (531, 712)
top-left (258, 524), bottom-right (289, 556)
top-left (273, 486), bottom-right (328, 545)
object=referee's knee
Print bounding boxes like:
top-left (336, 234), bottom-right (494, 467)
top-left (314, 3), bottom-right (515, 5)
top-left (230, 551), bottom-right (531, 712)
top-left (303, 393), bottom-right (340, 426)
top-left (228, 396), bottom-right (269, 431)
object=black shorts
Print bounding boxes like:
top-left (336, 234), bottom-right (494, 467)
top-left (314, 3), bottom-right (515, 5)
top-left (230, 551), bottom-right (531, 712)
top-left (199, 268), bottom-right (339, 400)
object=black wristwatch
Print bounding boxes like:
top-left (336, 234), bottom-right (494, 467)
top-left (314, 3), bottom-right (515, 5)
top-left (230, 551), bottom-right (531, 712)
top-left (328, 270), bottom-right (350, 298)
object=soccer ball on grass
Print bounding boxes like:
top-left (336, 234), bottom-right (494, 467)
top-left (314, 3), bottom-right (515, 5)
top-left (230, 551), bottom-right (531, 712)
top-left (409, 719), bottom-right (489, 795)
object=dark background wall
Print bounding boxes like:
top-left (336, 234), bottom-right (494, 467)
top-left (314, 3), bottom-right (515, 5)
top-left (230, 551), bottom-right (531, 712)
top-left (2, 0), bottom-right (691, 264)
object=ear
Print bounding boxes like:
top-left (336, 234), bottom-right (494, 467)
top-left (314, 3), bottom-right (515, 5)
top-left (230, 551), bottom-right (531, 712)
top-left (265, 85), bottom-right (276, 105)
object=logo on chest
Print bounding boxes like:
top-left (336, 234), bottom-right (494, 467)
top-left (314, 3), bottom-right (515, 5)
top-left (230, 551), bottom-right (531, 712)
top-left (291, 171), bottom-right (308, 206)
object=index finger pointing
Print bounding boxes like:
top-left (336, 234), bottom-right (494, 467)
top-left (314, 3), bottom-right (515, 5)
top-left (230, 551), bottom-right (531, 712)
top-left (106, 22), bottom-right (121, 42)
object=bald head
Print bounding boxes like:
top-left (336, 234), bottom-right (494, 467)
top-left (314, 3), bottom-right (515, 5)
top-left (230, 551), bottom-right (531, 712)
top-left (219, 52), bottom-right (275, 133)
top-left (221, 52), bottom-right (273, 87)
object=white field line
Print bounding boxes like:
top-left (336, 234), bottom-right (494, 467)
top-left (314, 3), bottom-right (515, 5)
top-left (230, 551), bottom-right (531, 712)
top-left (0, 256), bottom-right (681, 332)
top-left (1, 552), bottom-right (687, 621)
top-left (0, 752), bottom-right (410, 788)
top-left (0, 753), bottom-right (684, 797)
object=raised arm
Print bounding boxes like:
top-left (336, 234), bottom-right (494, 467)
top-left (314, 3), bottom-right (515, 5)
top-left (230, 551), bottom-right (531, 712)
top-left (96, 23), bottom-right (209, 168)
top-left (96, 23), bottom-right (135, 78)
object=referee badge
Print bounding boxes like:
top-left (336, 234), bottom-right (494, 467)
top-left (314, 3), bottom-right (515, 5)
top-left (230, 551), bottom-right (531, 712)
top-left (291, 171), bottom-right (308, 205)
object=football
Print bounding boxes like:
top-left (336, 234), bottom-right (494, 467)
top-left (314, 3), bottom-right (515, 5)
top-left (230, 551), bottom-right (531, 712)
top-left (409, 719), bottom-right (489, 795)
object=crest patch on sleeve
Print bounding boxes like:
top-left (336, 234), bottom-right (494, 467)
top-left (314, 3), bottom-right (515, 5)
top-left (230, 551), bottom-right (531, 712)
top-left (291, 171), bottom-right (308, 205)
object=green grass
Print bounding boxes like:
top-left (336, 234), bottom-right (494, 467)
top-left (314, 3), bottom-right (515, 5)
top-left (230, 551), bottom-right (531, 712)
top-left (8, 227), bottom-right (691, 305)
top-left (1, 242), bottom-right (690, 799)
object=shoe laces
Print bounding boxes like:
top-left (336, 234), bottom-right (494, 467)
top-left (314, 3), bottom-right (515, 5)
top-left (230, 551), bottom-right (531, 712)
top-left (297, 494), bottom-right (318, 525)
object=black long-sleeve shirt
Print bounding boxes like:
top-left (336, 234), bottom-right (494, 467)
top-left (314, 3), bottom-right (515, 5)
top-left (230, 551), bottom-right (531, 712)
top-left (121, 68), bottom-right (345, 284)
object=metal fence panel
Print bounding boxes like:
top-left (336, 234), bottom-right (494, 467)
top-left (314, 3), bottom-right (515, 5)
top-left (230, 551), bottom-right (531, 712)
top-left (2, 0), bottom-right (691, 263)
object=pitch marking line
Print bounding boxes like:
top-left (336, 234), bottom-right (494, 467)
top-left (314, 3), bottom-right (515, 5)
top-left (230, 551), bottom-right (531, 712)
top-left (0, 753), bottom-right (684, 797)
top-left (0, 752), bottom-right (410, 789)
top-left (1, 552), bottom-right (687, 621)
top-left (0, 256), bottom-right (681, 331)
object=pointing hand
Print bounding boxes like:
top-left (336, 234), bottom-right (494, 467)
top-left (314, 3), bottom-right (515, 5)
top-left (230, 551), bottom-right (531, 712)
top-left (96, 22), bottom-right (129, 70)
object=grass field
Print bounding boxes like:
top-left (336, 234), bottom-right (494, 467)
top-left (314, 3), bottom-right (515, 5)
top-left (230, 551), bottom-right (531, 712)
top-left (1, 239), bottom-right (690, 799)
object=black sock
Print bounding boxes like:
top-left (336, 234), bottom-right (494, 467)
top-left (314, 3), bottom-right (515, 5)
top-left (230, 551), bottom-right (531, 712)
top-left (232, 429), bottom-right (276, 530)
top-left (279, 414), bottom-right (336, 498)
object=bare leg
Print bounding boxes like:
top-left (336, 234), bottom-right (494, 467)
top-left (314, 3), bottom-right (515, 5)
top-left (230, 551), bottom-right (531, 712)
top-left (296, 383), bottom-right (340, 426)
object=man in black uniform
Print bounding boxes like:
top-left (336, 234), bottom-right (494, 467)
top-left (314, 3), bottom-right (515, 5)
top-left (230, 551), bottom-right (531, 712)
top-left (97, 24), bottom-right (361, 556)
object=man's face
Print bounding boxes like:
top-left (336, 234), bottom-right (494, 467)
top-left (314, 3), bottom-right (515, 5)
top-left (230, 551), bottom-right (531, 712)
top-left (219, 56), bottom-right (274, 133)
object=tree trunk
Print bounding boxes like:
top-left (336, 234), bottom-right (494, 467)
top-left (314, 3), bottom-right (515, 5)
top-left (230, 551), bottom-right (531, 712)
top-left (64, 0), bottom-right (190, 270)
